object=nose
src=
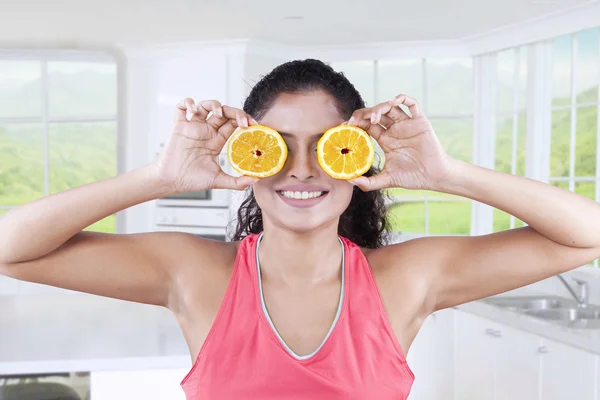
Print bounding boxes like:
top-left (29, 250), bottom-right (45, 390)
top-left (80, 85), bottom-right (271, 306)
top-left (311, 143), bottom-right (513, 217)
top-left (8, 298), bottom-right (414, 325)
top-left (286, 147), bottom-right (319, 180)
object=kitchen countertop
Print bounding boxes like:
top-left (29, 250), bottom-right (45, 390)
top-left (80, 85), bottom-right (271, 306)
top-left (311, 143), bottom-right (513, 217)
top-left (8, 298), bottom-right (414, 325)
top-left (0, 294), bottom-right (192, 375)
top-left (457, 287), bottom-right (600, 355)
top-left (2, 287), bottom-right (599, 376)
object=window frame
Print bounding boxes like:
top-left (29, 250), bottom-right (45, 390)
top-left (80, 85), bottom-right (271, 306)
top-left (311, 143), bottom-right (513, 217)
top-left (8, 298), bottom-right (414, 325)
top-left (0, 49), bottom-right (124, 233)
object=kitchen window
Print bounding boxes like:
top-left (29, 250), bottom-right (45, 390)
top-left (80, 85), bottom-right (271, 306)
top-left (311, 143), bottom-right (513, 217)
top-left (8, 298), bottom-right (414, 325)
top-left (331, 58), bottom-right (475, 238)
top-left (548, 28), bottom-right (600, 268)
top-left (0, 52), bottom-right (119, 234)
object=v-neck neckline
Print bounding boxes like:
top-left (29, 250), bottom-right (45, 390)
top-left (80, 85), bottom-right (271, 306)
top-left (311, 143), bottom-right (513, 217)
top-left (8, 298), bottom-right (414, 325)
top-left (255, 233), bottom-right (345, 361)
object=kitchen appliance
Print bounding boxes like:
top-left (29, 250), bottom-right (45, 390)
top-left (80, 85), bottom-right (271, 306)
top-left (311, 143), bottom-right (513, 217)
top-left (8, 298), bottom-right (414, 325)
top-left (156, 189), bottom-right (229, 208)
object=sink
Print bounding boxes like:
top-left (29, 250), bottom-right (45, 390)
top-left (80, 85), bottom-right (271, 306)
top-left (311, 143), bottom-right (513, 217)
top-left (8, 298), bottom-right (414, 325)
top-left (484, 295), bottom-right (574, 311)
top-left (483, 295), bottom-right (600, 330)
top-left (525, 307), bottom-right (600, 320)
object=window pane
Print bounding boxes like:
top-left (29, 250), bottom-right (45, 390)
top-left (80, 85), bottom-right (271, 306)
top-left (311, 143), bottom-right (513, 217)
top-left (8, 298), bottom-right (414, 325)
top-left (330, 61), bottom-right (375, 107)
top-left (48, 61), bottom-right (117, 118)
top-left (496, 47), bottom-right (528, 114)
top-left (495, 114), bottom-right (513, 173)
top-left (575, 28), bottom-right (599, 104)
top-left (430, 118), bottom-right (473, 163)
top-left (425, 58), bottom-right (473, 115)
top-left (552, 35), bottom-right (572, 107)
top-left (387, 188), bottom-right (428, 197)
top-left (49, 122), bottom-right (117, 233)
top-left (0, 61), bottom-right (41, 118)
top-left (377, 59), bottom-right (423, 104)
top-left (0, 124), bottom-right (44, 205)
top-left (493, 209), bottom-right (510, 232)
top-left (85, 214), bottom-right (116, 233)
top-left (49, 121), bottom-right (117, 192)
top-left (517, 46), bottom-right (528, 113)
top-left (428, 195), bottom-right (471, 235)
top-left (550, 109), bottom-right (571, 178)
top-left (387, 201), bottom-right (425, 233)
top-left (575, 181), bottom-right (595, 201)
top-left (575, 106), bottom-right (598, 176)
top-left (516, 112), bottom-right (527, 176)
top-left (497, 49), bottom-right (516, 114)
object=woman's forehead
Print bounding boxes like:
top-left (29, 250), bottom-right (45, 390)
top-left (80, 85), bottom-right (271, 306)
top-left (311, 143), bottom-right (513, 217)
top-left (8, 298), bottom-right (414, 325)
top-left (260, 91), bottom-right (344, 137)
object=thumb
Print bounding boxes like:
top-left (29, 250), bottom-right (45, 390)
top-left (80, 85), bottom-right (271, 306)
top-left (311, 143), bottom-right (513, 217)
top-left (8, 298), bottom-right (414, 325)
top-left (349, 175), bottom-right (388, 192)
top-left (213, 172), bottom-right (258, 191)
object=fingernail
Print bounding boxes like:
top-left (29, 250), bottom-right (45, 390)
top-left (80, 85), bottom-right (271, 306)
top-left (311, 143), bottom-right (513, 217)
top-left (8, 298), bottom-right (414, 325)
top-left (250, 117), bottom-right (258, 125)
top-left (218, 107), bottom-right (223, 117)
top-left (370, 113), bottom-right (376, 123)
top-left (348, 117), bottom-right (355, 125)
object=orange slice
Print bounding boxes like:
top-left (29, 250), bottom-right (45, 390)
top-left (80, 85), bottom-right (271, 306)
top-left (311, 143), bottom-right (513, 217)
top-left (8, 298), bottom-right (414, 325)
top-left (317, 125), bottom-right (375, 180)
top-left (227, 124), bottom-right (288, 178)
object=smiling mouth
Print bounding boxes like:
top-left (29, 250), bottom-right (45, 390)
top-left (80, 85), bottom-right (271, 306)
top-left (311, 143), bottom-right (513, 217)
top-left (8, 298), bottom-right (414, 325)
top-left (277, 190), bottom-right (329, 200)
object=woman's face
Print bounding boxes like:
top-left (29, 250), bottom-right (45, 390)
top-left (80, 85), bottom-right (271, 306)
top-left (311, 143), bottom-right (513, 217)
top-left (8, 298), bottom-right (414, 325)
top-left (253, 91), bottom-right (354, 234)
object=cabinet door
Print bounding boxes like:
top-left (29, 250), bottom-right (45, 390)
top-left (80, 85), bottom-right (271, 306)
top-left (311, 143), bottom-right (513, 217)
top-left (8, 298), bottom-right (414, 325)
top-left (407, 309), bottom-right (455, 400)
top-left (91, 368), bottom-right (189, 400)
top-left (540, 339), bottom-right (596, 400)
top-left (454, 312), bottom-right (496, 400)
top-left (494, 324), bottom-right (541, 400)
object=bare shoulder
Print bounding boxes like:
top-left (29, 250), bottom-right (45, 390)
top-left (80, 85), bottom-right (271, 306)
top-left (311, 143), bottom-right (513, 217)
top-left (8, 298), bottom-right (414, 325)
top-left (361, 237), bottom-right (452, 322)
top-left (168, 234), bottom-right (240, 313)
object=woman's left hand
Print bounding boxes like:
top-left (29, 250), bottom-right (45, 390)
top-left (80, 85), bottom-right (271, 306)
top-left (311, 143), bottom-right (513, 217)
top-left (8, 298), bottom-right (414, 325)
top-left (347, 95), bottom-right (455, 192)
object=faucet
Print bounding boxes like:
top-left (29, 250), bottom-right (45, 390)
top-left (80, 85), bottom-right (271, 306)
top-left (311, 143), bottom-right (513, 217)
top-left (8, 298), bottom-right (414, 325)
top-left (556, 274), bottom-right (589, 307)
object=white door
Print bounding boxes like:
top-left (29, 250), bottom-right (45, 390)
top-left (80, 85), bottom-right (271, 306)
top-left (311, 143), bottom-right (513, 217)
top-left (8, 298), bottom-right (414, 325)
top-left (454, 312), bottom-right (497, 400)
top-left (494, 324), bottom-right (541, 400)
top-left (540, 339), bottom-right (597, 400)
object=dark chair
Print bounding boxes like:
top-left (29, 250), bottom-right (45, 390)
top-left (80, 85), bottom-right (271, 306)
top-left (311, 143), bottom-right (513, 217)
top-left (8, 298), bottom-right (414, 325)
top-left (0, 382), bottom-right (81, 400)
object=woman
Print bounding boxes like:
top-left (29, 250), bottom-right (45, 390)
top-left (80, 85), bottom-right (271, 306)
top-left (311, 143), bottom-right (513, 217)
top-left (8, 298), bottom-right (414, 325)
top-left (1, 59), bottom-right (599, 399)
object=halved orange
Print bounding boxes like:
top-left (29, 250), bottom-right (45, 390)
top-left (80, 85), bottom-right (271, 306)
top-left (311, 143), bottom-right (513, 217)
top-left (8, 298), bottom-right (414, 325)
top-left (317, 125), bottom-right (375, 180)
top-left (226, 124), bottom-right (288, 178)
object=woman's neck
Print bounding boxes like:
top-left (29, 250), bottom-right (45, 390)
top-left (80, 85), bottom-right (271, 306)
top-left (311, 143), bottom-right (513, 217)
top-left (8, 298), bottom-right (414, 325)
top-left (257, 222), bottom-right (343, 287)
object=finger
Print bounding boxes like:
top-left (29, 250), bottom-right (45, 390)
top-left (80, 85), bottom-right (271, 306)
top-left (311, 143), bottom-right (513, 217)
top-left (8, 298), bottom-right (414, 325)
top-left (376, 101), bottom-right (410, 123)
top-left (175, 98), bottom-right (196, 122)
top-left (392, 95), bottom-right (422, 118)
top-left (345, 117), bottom-right (386, 141)
top-left (212, 171), bottom-right (259, 191)
top-left (190, 100), bottom-right (212, 122)
top-left (349, 173), bottom-right (390, 192)
top-left (347, 108), bottom-right (372, 126)
top-left (217, 119), bottom-right (240, 141)
top-left (196, 100), bottom-right (223, 120)
top-left (378, 114), bottom-right (394, 129)
top-left (221, 105), bottom-right (251, 129)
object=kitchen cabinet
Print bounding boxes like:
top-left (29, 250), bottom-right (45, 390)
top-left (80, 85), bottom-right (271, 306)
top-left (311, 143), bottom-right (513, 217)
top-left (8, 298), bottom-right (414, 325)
top-left (539, 339), bottom-right (596, 400)
top-left (454, 310), bottom-right (599, 400)
top-left (494, 323), bottom-right (541, 400)
top-left (454, 311), bottom-right (497, 400)
top-left (407, 308), bottom-right (454, 400)
top-left (90, 368), bottom-right (189, 400)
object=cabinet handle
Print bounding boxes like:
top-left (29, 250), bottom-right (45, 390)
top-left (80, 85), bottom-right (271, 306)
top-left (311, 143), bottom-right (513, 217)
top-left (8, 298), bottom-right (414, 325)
top-left (538, 345), bottom-right (548, 354)
top-left (484, 328), bottom-right (495, 335)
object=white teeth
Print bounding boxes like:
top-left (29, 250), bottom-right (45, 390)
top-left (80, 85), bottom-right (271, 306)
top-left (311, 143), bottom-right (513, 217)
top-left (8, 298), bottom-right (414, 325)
top-left (280, 191), bottom-right (324, 200)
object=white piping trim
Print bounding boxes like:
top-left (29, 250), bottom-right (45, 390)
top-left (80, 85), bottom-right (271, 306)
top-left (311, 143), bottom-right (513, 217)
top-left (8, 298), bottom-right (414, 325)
top-left (255, 233), bottom-right (345, 361)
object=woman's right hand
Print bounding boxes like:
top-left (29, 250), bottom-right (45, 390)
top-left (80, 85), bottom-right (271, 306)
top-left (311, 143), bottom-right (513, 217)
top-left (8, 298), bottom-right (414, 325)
top-left (153, 98), bottom-right (260, 194)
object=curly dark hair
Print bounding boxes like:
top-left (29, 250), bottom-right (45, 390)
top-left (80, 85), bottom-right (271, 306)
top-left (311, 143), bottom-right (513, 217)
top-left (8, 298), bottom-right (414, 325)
top-left (230, 59), bottom-right (390, 249)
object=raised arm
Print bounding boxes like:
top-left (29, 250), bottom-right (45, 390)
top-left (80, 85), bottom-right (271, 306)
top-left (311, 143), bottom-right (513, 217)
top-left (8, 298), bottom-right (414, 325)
top-left (0, 99), bottom-right (257, 308)
top-left (347, 94), bottom-right (600, 316)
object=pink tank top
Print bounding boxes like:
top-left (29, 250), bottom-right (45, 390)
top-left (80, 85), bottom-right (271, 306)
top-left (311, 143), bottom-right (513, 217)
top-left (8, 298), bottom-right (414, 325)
top-left (181, 233), bottom-right (414, 399)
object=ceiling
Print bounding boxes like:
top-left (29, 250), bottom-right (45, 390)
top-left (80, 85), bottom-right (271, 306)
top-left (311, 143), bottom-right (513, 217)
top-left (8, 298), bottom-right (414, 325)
top-left (0, 0), bottom-right (595, 47)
